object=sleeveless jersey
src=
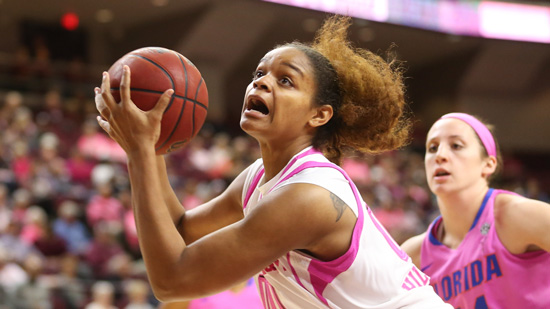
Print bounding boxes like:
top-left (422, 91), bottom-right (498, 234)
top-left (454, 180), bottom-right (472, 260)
top-left (421, 188), bottom-right (550, 309)
top-left (242, 147), bottom-right (451, 309)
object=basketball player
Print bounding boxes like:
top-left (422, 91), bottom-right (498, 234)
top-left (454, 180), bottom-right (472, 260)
top-left (95, 16), bottom-right (451, 308)
top-left (401, 113), bottom-right (550, 308)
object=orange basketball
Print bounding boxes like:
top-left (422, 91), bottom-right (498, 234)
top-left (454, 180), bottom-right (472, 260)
top-left (107, 47), bottom-right (208, 154)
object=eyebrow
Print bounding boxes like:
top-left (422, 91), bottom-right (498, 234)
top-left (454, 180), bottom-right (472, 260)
top-left (426, 134), bottom-right (464, 144)
top-left (257, 58), bottom-right (304, 76)
top-left (281, 62), bottom-right (304, 77)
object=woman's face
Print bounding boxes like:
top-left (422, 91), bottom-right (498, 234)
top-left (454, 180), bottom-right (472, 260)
top-left (424, 118), bottom-right (493, 195)
top-left (240, 47), bottom-right (321, 144)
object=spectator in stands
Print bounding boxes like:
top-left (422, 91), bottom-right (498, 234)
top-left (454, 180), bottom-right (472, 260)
top-left (13, 253), bottom-right (52, 309)
top-left (77, 118), bottom-right (126, 163)
top-left (19, 205), bottom-right (48, 245)
top-left (33, 221), bottom-right (68, 273)
top-left (52, 254), bottom-right (87, 309)
top-left (0, 91), bottom-right (24, 130)
top-left (11, 188), bottom-right (33, 224)
top-left (9, 140), bottom-right (33, 187)
top-left (525, 177), bottom-right (550, 203)
top-left (0, 184), bottom-right (11, 233)
top-left (65, 146), bottom-right (96, 186)
top-left (0, 246), bottom-right (28, 304)
top-left (123, 279), bottom-right (155, 309)
top-left (53, 200), bottom-right (91, 256)
top-left (0, 220), bottom-right (39, 264)
top-left (205, 132), bottom-right (234, 179)
top-left (86, 182), bottom-right (123, 229)
top-left (36, 88), bottom-right (64, 131)
top-left (85, 281), bottom-right (118, 309)
top-left (31, 132), bottom-right (70, 211)
top-left (84, 221), bottom-right (124, 280)
top-left (5, 107), bottom-right (38, 163)
top-left (105, 252), bottom-right (144, 282)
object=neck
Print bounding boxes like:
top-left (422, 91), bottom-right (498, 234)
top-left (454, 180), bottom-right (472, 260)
top-left (259, 137), bottom-right (313, 181)
top-left (436, 183), bottom-right (490, 247)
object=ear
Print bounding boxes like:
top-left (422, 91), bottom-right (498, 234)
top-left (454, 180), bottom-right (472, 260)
top-left (308, 105), bottom-right (333, 128)
top-left (481, 155), bottom-right (497, 178)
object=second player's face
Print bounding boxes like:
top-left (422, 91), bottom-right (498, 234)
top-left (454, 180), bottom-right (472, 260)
top-left (240, 47), bottom-right (319, 143)
top-left (424, 118), bottom-right (490, 195)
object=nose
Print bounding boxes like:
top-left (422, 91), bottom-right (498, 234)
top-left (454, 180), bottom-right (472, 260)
top-left (253, 75), bottom-right (271, 91)
top-left (435, 145), bottom-right (448, 164)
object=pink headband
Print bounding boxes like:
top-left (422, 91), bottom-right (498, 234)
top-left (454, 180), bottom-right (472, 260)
top-left (439, 113), bottom-right (496, 158)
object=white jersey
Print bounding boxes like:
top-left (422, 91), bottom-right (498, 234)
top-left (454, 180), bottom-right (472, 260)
top-left (242, 147), bottom-right (450, 309)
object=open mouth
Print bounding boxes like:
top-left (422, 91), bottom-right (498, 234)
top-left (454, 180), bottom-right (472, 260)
top-left (434, 169), bottom-right (450, 177)
top-left (246, 98), bottom-right (269, 115)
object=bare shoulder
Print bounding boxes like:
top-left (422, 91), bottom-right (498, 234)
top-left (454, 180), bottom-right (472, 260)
top-left (494, 192), bottom-right (550, 253)
top-left (400, 232), bottom-right (427, 268)
top-left (493, 192), bottom-right (519, 212)
top-left (493, 192), bottom-right (545, 226)
top-left (250, 182), bottom-right (357, 261)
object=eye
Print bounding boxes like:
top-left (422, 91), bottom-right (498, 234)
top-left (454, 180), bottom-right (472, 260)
top-left (252, 70), bottom-right (264, 80)
top-left (280, 77), bottom-right (293, 86)
top-left (427, 143), bottom-right (437, 153)
top-left (451, 143), bottom-right (463, 150)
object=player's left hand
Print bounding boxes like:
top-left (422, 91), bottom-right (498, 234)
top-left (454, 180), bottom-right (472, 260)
top-left (94, 65), bottom-right (173, 155)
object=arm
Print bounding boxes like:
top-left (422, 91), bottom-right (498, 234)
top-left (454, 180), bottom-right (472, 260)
top-left (154, 182), bottom-right (354, 300)
top-left (155, 155), bottom-right (185, 229)
top-left (494, 193), bottom-right (550, 254)
top-left (132, 150), bottom-right (349, 301)
top-left (400, 232), bottom-right (425, 268)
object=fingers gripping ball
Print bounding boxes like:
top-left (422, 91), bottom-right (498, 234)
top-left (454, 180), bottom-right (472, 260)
top-left (108, 47), bottom-right (208, 154)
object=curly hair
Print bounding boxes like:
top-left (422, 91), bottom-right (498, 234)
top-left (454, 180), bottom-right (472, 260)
top-left (280, 15), bottom-right (411, 164)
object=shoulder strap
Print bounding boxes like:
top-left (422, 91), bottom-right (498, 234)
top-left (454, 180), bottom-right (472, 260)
top-left (243, 147), bottom-right (320, 209)
top-left (243, 167), bottom-right (264, 209)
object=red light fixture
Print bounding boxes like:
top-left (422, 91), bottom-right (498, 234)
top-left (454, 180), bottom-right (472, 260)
top-left (61, 12), bottom-right (79, 31)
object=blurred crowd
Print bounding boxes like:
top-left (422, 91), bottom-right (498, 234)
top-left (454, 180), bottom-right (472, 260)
top-left (0, 46), bottom-right (548, 308)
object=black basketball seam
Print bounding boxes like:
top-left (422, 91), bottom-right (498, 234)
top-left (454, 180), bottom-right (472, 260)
top-left (131, 55), bottom-right (176, 114)
top-left (192, 78), bottom-right (204, 136)
top-left (109, 87), bottom-right (207, 110)
top-left (154, 51), bottom-right (189, 152)
top-left (129, 54), bottom-right (177, 152)
top-left (180, 54), bottom-right (197, 137)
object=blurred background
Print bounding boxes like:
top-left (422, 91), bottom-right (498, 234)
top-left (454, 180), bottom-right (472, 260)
top-left (0, 0), bottom-right (549, 308)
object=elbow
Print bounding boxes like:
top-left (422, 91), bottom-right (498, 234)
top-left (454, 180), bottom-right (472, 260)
top-left (149, 277), bottom-right (195, 303)
top-left (150, 283), bottom-right (169, 303)
top-left (151, 284), bottom-right (183, 303)
top-left (153, 290), bottom-right (181, 303)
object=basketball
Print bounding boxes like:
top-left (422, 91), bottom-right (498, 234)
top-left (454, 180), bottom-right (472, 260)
top-left (107, 47), bottom-right (208, 154)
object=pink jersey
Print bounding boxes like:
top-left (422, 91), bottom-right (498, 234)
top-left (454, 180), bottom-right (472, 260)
top-left (421, 189), bottom-right (550, 309)
top-left (243, 147), bottom-right (451, 309)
